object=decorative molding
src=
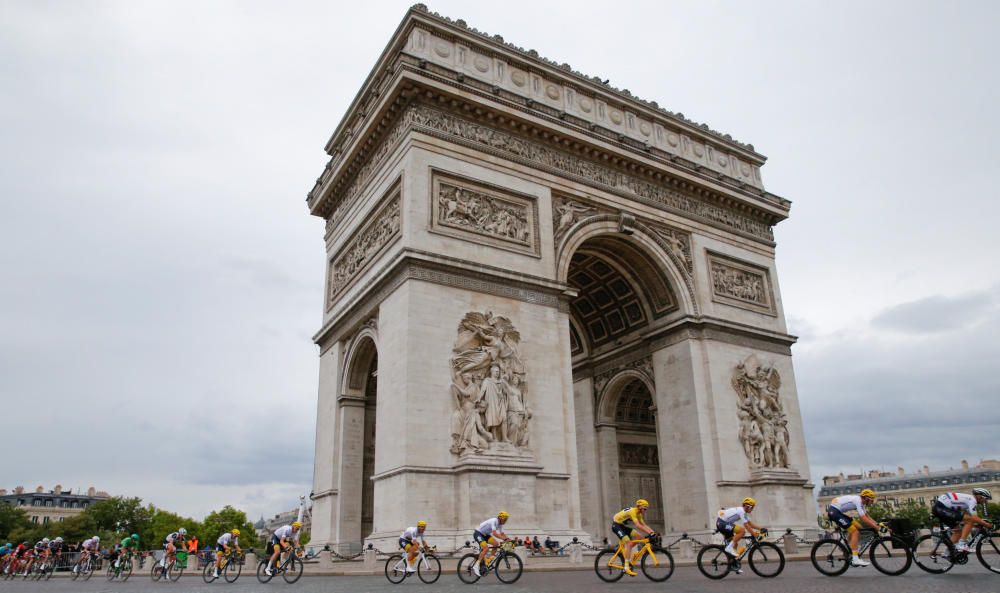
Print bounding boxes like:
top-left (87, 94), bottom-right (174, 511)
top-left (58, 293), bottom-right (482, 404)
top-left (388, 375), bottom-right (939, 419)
top-left (707, 251), bottom-right (775, 315)
top-left (593, 354), bottom-right (653, 401)
top-left (326, 190), bottom-right (401, 309)
top-left (430, 170), bottom-right (540, 257)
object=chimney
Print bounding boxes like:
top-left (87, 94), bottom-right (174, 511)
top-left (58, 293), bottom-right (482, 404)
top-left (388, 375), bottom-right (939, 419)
top-left (897, 466), bottom-right (905, 477)
top-left (35, 485), bottom-right (44, 494)
top-left (961, 459), bottom-right (969, 471)
top-left (14, 486), bottom-right (24, 495)
top-left (0, 489), bottom-right (6, 496)
top-left (54, 485), bottom-right (62, 495)
top-left (923, 465), bottom-right (930, 476)
top-left (87, 486), bottom-right (96, 497)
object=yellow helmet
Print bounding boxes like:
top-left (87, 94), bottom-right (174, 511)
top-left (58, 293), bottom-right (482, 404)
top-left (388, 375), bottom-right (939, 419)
top-left (742, 497), bottom-right (757, 507)
top-left (635, 499), bottom-right (649, 509)
top-left (497, 511), bottom-right (509, 520)
top-left (860, 489), bottom-right (876, 500)
top-left (231, 529), bottom-right (240, 536)
top-left (292, 521), bottom-right (302, 528)
top-left (417, 520), bottom-right (427, 528)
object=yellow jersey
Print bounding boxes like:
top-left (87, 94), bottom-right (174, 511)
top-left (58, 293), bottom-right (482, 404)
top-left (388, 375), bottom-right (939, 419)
top-left (613, 507), bottom-right (642, 525)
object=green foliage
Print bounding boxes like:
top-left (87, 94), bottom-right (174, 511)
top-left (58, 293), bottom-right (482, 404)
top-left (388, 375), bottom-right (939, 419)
top-left (892, 501), bottom-right (933, 530)
top-left (0, 505), bottom-right (31, 541)
top-left (866, 502), bottom-right (890, 523)
top-left (147, 508), bottom-right (200, 548)
top-left (202, 505), bottom-right (256, 549)
top-left (87, 497), bottom-right (153, 538)
top-left (986, 502), bottom-right (1000, 522)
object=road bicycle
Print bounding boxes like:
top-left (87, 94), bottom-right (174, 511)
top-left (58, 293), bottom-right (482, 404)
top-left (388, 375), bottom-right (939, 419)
top-left (810, 522), bottom-right (912, 576)
top-left (912, 517), bottom-right (1000, 574)
top-left (697, 529), bottom-right (785, 579)
top-left (256, 545), bottom-right (304, 584)
top-left (457, 540), bottom-right (524, 584)
top-left (70, 552), bottom-right (100, 581)
top-left (385, 544), bottom-right (442, 584)
top-left (203, 549), bottom-right (243, 583)
top-left (593, 533), bottom-right (675, 582)
top-left (106, 550), bottom-right (133, 581)
top-left (151, 550), bottom-right (187, 582)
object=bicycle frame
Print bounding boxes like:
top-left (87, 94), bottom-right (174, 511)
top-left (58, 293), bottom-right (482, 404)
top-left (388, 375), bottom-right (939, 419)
top-left (605, 536), bottom-right (655, 569)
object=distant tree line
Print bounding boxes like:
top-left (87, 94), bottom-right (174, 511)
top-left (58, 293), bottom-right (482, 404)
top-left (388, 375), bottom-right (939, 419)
top-left (817, 501), bottom-right (1000, 531)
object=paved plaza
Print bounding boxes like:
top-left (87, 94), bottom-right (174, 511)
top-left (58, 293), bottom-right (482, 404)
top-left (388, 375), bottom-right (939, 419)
top-left (2, 563), bottom-right (997, 593)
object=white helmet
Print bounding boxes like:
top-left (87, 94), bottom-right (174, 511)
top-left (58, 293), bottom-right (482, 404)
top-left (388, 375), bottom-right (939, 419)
top-left (42, 538), bottom-right (50, 544)
top-left (178, 527), bottom-right (187, 535)
top-left (93, 536), bottom-right (100, 541)
top-left (54, 537), bottom-right (63, 543)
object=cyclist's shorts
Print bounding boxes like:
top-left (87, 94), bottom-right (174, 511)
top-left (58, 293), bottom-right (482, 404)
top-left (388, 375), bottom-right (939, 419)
top-left (611, 522), bottom-right (635, 541)
top-left (826, 506), bottom-right (854, 530)
top-left (269, 536), bottom-right (282, 553)
top-left (215, 544), bottom-right (227, 554)
top-left (932, 501), bottom-right (963, 527)
top-left (716, 518), bottom-right (737, 540)
top-left (473, 530), bottom-right (494, 546)
top-left (399, 537), bottom-right (413, 550)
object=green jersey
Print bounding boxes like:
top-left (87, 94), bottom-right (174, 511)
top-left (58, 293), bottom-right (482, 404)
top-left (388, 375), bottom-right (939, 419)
top-left (121, 537), bottom-right (136, 549)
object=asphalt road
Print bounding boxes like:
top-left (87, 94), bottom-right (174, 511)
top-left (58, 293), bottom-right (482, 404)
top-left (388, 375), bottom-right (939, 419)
top-left (1, 562), bottom-right (997, 593)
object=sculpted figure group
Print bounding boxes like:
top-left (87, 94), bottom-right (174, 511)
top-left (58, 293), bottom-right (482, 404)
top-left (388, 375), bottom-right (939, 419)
top-left (732, 355), bottom-right (790, 469)
top-left (449, 311), bottom-right (532, 455)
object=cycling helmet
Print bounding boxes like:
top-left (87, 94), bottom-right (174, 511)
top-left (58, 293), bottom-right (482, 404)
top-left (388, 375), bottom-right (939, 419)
top-left (93, 536), bottom-right (100, 541)
top-left (178, 527), bottom-right (187, 535)
top-left (54, 537), bottom-right (63, 543)
top-left (497, 511), bottom-right (510, 520)
top-left (231, 529), bottom-right (240, 536)
top-left (131, 533), bottom-right (139, 540)
top-left (417, 520), bottom-right (427, 529)
top-left (742, 497), bottom-right (757, 507)
top-left (973, 487), bottom-right (993, 500)
top-left (42, 538), bottom-right (50, 544)
top-left (292, 521), bottom-right (302, 528)
top-left (860, 489), bottom-right (876, 500)
top-left (635, 499), bottom-right (650, 509)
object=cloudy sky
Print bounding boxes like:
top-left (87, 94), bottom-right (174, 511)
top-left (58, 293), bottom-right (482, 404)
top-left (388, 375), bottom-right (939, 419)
top-left (1, 0), bottom-right (997, 520)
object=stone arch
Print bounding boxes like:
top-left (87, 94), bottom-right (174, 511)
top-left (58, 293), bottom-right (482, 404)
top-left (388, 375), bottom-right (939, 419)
top-left (339, 323), bottom-right (379, 540)
top-left (557, 216), bottom-right (699, 316)
top-left (341, 325), bottom-right (378, 398)
top-left (596, 368), bottom-right (655, 426)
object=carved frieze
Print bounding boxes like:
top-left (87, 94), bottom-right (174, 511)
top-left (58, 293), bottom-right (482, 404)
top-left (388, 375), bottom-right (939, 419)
top-left (449, 311), bottom-right (532, 456)
top-left (552, 195), bottom-right (598, 244)
top-left (732, 355), bottom-right (790, 470)
top-left (619, 443), bottom-right (659, 467)
top-left (708, 252), bottom-right (775, 315)
top-left (593, 355), bottom-right (653, 401)
top-left (650, 225), bottom-right (693, 275)
top-left (431, 172), bottom-right (539, 256)
top-left (326, 193), bottom-right (401, 308)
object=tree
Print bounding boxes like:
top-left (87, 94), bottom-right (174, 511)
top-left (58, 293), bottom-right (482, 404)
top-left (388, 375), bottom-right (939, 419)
top-left (0, 505), bottom-right (31, 541)
top-left (148, 508), bottom-right (200, 549)
top-left (893, 501), bottom-right (933, 531)
top-left (86, 497), bottom-right (153, 539)
top-left (202, 506), bottom-right (256, 550)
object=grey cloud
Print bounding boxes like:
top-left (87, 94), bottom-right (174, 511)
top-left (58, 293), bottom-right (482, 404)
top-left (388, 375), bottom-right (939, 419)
top-left (871, 290), bottom-right (997, 334)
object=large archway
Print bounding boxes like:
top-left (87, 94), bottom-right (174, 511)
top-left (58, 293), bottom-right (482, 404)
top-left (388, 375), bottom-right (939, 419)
top-left (341, 332), bottom-right (378, 542)
top-left (609, 378), bottom-right (664, 534)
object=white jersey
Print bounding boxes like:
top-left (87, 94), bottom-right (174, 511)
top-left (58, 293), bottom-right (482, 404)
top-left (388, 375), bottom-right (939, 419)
top-left (401, 526), bottom-right (425, 542)
top-left (82, 538), bottom-right (99, 550)
top-left (217, 533), bottom-right (238, 547)
top-left (717, 506), bottom-right (750, 526)
top-left (830, 495), bottom-right (867, 517)
top-left (478, 518), bottom-right (504, 536)
top-left (165, 532), bottom-right (182, 543)
top-left (937, 492), bottom-right (979, 515)
top-left (273, 525), bottom-right (300, 542)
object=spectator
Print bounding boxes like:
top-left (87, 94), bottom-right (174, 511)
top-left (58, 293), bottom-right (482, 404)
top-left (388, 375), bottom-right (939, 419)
top-left (531, 536), bottom-right (541, 554)
top-left (544, 536), bottom-right (560, 554)
top-left (187, 537), bottom-right (199, 554)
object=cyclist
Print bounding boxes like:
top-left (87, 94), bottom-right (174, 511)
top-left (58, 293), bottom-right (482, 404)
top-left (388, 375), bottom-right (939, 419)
top-left (160, 527), bottom-right (186, 576)
top-left (0, 543), bottom-right (10, 573)
top-left (612, 499), bottom-right (655, 577)
top-left (717, 497), bottom-right (766, 572)
top-left (265, 521), bottom-right (302, 577)
top-left (399, 520), bottom-right (429, 572)
top-left (933, 487), bottom-right (994, 552)
top-left (826, 488), bottom-right (886, 567)
top-left (24, 537), bottom-right (49, 575)
top-left (472, 511), bottom-right (511, 577)
top-left (213, 528), bottom-right (242, 578)
top-left (75, 536), bottom-right (100, 574)
top-left (114, 534), bottom-right (139, 569)
top-left (49, 537), bottom-right (64, 562)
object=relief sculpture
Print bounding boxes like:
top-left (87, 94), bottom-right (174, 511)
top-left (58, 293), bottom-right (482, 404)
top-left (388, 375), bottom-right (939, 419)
top-left (448, 311), bottom-right (531, 455)
top-left (327, 196), bottom-right (401, 304)
top-left (711, 261), bottom-right (767, 304)
top-left (438, 182), bottom-right (531, 244)
top-left (732, 355), bottom-right (790, 469)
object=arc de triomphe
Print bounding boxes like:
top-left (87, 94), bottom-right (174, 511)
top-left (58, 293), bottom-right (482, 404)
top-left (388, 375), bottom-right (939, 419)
top-left (307, 5), bottom-right (814, 550)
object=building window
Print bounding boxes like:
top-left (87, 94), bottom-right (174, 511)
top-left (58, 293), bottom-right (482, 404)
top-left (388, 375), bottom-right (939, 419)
top-left (58, 517), bottom-right (65, 522)
top-left (43, 516), bottom-right (50, 524)
top-left (31, 516), bottom-right (38, 523)
top-left (941, 480), bottom-right (948, 485)
top-left (45, 500), bottom-right (53, 507)
top-left (60, 501), bottom-right (66, 508)
top-left (32, 500), bottom-right (41, 507)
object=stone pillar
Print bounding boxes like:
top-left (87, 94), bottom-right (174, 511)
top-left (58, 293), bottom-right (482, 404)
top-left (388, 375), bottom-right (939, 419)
top-left (595, 424), bottom-right (621, 539)
top-left (782, 532), bottom-right (798, 554)
top-left (362, 548), bottom-right (376, 570)
top-left (310, 342), bottom-right (343, 546)
top-left (335, 397), bottom-right (367, 547)
top-left (573, 376), bottom-right (601, 541)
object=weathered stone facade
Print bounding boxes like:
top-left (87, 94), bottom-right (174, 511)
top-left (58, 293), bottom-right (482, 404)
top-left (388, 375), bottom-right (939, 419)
top-left (307, 6), bottom-right (814, 552)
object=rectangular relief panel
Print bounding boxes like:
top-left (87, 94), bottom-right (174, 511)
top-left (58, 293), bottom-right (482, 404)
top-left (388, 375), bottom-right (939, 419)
top-left (326, 186), bottom-right (402, 309)
top-left (707, 251), bottom-right (776, 315)
top-left (430, 169), bottom-right (540, 257)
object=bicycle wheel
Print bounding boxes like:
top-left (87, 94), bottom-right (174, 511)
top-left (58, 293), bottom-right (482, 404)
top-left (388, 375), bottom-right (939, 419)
top-left (869, 535), bottom-right (912, 576)
top-left (810, 539), bottom-right (850, 576)
top-left (150, 562), bottom-right (163, 582)
top-left (494, 551), bottom-right (523, 584)
top-left (384, 554), bottom-right (407, 584)
top-left (640, 546), bottom-right (674, 582)
top-left (976, 533), bottom-right (1000, 574)
top-left (82, 560), bottom-right (94, 580)
top-left (593, 549), bottom-right (626, 582)
top-left (912, 533), bottom-right (955, 574)
top-left (418, 554), bottom-right (441, 584)
top-left (256, 560), bottom-right (274, 583)
top-left (44, 561), bottom-right (55, 581)
top-left (106, 564), bottom-right (116, 581)
top-left (168, 559), bottom-right (184, 582)
top-left (696, 544), bottom-right (731, 579)
top-left (456, 553), bottom-right (481, 584)
top-left (224, 558), bottom-right (241, 583)
top-left (282, 555), bottom-right (303, 584)
top-left (202, 562), bottom-right (217, 583)
top-left (749, 541), bottom-right (785, 577)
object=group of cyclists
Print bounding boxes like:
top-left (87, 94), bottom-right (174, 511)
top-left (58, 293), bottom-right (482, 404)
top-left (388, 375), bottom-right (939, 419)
top-left (0, 520), bottom-right (305, 580)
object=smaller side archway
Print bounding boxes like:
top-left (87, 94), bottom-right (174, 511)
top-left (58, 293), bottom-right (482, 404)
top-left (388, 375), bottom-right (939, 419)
top-left (338, 327), bottom-right (379, 542)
